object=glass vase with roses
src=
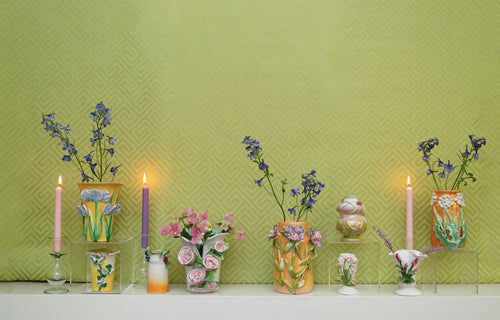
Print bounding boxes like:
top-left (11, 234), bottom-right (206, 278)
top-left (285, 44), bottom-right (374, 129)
top-left (242, 136), bottom-right (324, 294)
top-left (159, 207), bottom-right (245, 293)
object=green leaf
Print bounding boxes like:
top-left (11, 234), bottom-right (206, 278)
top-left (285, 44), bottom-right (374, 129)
top-left (295, 243), bottom-right (302, 260)
top-left (273, 277), bottom-right (283, 286)
top-left (213, 251), bottom-right (224, 260)
top-left (274, 260), bottom-right (284, 272)
top-left (283, 281), bottom-right (295, 294)
top-left (283, 258), bottom-right (292, 271)
top-left (299, 256), bottom-right (311, 266)
top-left (297, 279), bottom-right (305, 289)
top-left (282, 241), bottom-right (294, 254)
top-left (296, 266), bottom-right (307, 278)
top-left (205, 272), bottom-right (215, 282)
top-left (306, 243), bottom-right (315, 253)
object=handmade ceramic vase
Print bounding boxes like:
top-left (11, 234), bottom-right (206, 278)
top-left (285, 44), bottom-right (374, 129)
top-left (85, 248), bottom-right (120, 293)
top-left (336, 253), bottom-right (358, 295)
top-left (77, 182), bottom-right (122, 242)
top-left (336, 196), bottom-right (367, 242)
top-left (388, 249), bottom-right (427, 296)
top-left (431, 190), bottom-right (466, 250)
top-left (179, 233), bottom-right (227, 293)
top-left (147, 250), bottom-right (169, 294)
top-left (272, 221), bottom-right (314, 295)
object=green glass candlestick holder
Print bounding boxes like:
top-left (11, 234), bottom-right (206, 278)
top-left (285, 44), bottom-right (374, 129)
top-left (44, 252), bottom-right (69, 294)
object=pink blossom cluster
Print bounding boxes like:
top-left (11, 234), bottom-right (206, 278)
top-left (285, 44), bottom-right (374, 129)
top-left (158, 207), bottom-right (246, 244)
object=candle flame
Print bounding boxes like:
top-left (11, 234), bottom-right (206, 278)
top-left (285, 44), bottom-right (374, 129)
top-left (143, 173), bottom-right (147, 184)
top-left (407, 176), bottom-right (411, 186)
top-left (58, 175), bottom-right (62, 186)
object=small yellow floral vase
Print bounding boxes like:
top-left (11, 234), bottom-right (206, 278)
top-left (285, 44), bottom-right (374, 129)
top-left (85, 248), bottom-right (120, 292)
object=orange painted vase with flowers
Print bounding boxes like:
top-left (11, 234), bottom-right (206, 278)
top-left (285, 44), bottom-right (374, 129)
top-left (269, 221), bottom-right (320, 294)
top-left (418, 135), bottom-right (486, 250)
top-left (243, 136), bottom-right (324, 294)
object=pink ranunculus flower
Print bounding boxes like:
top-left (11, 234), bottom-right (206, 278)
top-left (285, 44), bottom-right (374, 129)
top-left (202, 254), bottom-right (220, 270)
top-left (214, 241), bottom-right (227, 253)
top-left (178, 246), bottom-right (195, 265)
top-left (267, 224), bottom-right (279, 240)
top-left (309, 228), bottom-right (322, 249)
top-left (206, 281), bottom-right (218, 290)
top-left (223, 214), bottom-right (234, 224)
top-left (186, 268), bottom-right (206, 287)
top-left (190, 226), bottom-right (203, 244)
top-left (236, 228), bottom-right (246, 240)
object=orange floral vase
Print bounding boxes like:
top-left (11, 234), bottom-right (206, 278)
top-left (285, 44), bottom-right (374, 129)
top-left (269, 221), bottom-right (321, 294)
top-left (430, 190), bottom-right (467, 250)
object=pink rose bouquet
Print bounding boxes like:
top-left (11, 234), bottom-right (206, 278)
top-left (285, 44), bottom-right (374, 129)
top-left (202, 254), bottom-right (219, 270)
top-left (178, 246), bottom-right (195, 265)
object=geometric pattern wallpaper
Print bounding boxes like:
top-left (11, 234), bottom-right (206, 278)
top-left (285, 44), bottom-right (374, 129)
top-left (0, 1), bottom-right (499, 284)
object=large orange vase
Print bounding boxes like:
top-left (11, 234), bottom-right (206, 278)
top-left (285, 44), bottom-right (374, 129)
top-left (430, 190), bottom-right (466, 250)
top-left (272, 221), bottom-right (314, 294)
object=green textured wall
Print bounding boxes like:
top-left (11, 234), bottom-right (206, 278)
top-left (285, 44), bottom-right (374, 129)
top-left (1, 1), bottom-right (499, 284)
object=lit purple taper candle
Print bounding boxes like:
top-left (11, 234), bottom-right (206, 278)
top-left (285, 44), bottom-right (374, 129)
top-left (142, 173), bottom-right (149, 249)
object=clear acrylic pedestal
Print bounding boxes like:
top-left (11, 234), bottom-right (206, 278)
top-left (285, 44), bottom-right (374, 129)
top-left (325, 238), bottom-right (380, 291)
top-left (70, 237), bottom-right (134, 294)
top-left (422, 248), bottom-right (479, 294)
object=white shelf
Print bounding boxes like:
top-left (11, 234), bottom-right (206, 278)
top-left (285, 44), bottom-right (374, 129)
top-left (1, 283), bottom-right (499, 320)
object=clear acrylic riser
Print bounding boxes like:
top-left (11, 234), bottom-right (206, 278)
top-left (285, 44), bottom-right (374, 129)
top-left (70, 237), bottom-right (134, 294)
top-left (325, 238), bottom-right (380, 291)
top-left (421, 247), bottom-right (478, 294)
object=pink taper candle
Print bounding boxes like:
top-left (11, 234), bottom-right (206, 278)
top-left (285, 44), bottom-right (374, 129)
top-left (406, 176), bottom-right (413, 250)
top-left (142, 173), bottom-right (149, 249)
top-left (54, 175), bottom-right (62, 253)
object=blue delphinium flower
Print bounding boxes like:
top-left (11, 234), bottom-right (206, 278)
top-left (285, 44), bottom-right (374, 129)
top-left (258, 159), bottom-right (269, 171)
top-left (90, 138), bottom-right (95, 147)
top-left (253, 178), bottom-right (263, 187)
top-left (108, 137), bottom-right (116, 145)
top-left (84, 151), bottom-right (93, 162)
top-left (288, 207), bottom-right (296, 216)
top-left (461, 145), bottom-right (471, 159)
top-left (62, 155), bottom-right (71, 161)
top-left (90, 163), bottom-right (97, 173)
top-left (426, 169), bottom-right (437, 175)
top-left (439, 172), bottom-right (446, 179)
top-left (290, 188), bottom-right (300, 197)
top-left (110, 165), bottom-right (121, 176)
top-left (443, 161), bottom-right (454, 174)
top-left (107, 148), bottom-right (115, 157)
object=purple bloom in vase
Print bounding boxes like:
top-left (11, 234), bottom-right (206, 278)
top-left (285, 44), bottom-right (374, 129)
top-left (287, 207), bottom-right (296, 216)
top-left (267, 224), bottom-right (279, 240)
top-left (284, 225), bottom-right (305, 241)
top-left (461, 145), bottom-right (471, 159)
top-left (439, 172), bottom-right (446, 179)
top-left (290, 188), bottom-right (300, 197)
top-left (426, 169), bottom-right (437, 175)
top-left (258, 159), bottom-right (269, 171)
top-left (254, 178), bottom-right (263, 187)
top-left (309, 229), bottom-right (322, 249)
top-left (62, 155), bottom-right (71, 161)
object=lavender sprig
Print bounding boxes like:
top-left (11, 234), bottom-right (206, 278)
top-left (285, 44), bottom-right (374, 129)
top-left (372, 226), bottom-right (395, 253)
top-left (422, 247), bottom-right (443, 255)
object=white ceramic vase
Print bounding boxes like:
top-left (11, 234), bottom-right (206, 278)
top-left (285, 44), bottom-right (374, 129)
top-left (336, 253), bottom-right (358, 295)
top-left (147, 250), bottom-right (169, 294)
top-left (180, 233), bottom-right (227, 293)
top-left (388, 249), bottom-right (427, 296)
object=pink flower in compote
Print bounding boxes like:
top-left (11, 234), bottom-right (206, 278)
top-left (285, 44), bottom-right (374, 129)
top-left (404, 263), bottom-right (408, 270)
top-left (309, 228), bottom-right (322, 249)
top-left (158, 225), bottom-right (170, 236)
top-left (267, 224), bottom-right (279, 240)
top-left (199, 220), bottom-right (212, 233)
top-left (199, 210), bottom-right (208, 221)
top-left (396, 253), bottom-right (401, 262)
top-left (413, 268), bottom-right (418, 274)
top-left (206, 281), bottom-right (218, 290)
top-left (214, 241), bottom-right (227, 253)
top-left (202, 254), bottom-right (220, 270)
top-left (186, 268), bottom-right (206, 287)
top-left (412, 258), bottom-right (419, 266)
top-left (236, 228), bottom-right (246, 240)
top-left (169, 222), bottom-right (181, 237)
top-left (190, 226), bottom-right (204, 244)
top-left (178, 246), bottom-right (195, 265)
top-left (221, 214), bottom-right (235, 231)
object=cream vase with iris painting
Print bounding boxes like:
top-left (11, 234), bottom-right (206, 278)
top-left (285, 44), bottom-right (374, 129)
top-left (418, 135), bottom-right (486, 250)
top-left (41, 102), bottom-right (123, 242)
top-left (243, 136), bottom-right (323, 294)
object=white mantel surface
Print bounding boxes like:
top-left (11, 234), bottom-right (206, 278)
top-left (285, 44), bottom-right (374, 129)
top-left (1, 283), bottom-right (499, 320)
